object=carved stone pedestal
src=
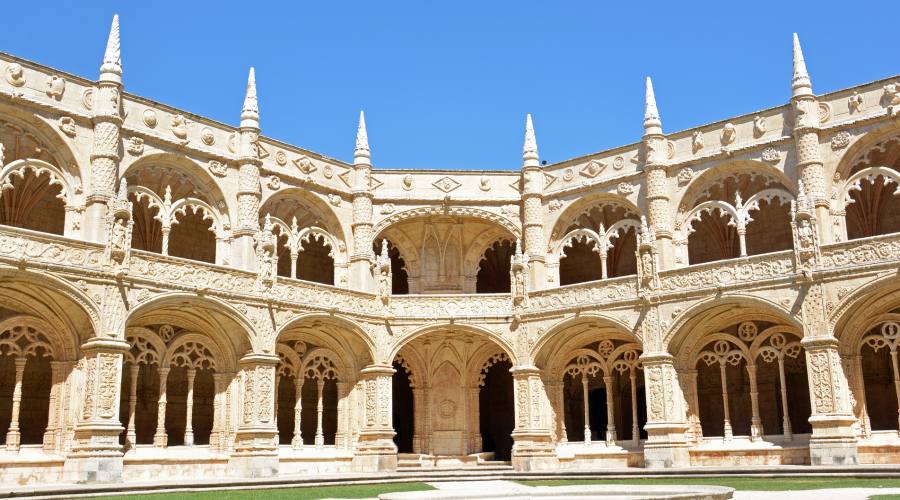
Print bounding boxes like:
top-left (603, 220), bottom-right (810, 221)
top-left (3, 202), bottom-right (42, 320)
top-left (803, 338), bottom-right (859, 465)
top-left (64, 338), bottom-right (130, 483)
top-left (230, 353), bottom-right (279, 478)
top-left (352, 364), bottom-right (398, 472)
top-left (510, 366), bottom-right (559, 471)
top-left (641, 353), bottom-right (691, 468)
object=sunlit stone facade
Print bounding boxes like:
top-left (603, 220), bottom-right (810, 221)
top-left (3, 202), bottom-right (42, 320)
top-left (1, 17), bottom-right (899, 485)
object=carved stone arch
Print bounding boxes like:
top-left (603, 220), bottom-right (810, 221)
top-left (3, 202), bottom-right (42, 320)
top-left (124, 293), bottom-right (252, 371)
top-left (0, 105), bottom-right (84, 188)
top-left (832, 276), bottom-right (900, 355)
top-left (666, 296), bottom-right (801, 369)
top-left (676, 160), bottom-right (796, 216)
top-left (372, 206), bottom-right (521, 239)
top-left (0, 269), bottom-right (97, 358)
top-left (122, 152), bottom-right (230, 217)
top-left (259, 188), bottom-right (346, 249)
top-left (552, 228), bottom-right (604, 260)
top-left (471, 350), bottom-right (510, 388)
top-left (532, 313), bottom-right (639, 371)
top-left (274, 313), bottom-right (374, 374)
top-left (123, 326), bottom-right (167, 366)
top-left (275, 342), bottom-right (302, 378)
top-left (548, 193), bottom-right (641, 246)
top-left (0, 158), bottom-right (78, 207)
top-left (299, 347), bottom-right (342, 380)
top-left (375, 229), bottom-right (419, 281)
top-left (163, 332), bottom-right (222, 371)
top-left (390, 322), bottom-right (517, 366)
top-left (689, 331), bottom-right (753, 368)
top-left (393, 351), bottom-right (420, 388)
top-left (466, 226), bottom-right (514, 276)
top-left (0, 315), bottom-right (58, 360)
top-left (833, 124), bottom-right (900, 182)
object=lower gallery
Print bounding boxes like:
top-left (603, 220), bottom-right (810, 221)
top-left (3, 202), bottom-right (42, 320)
top-left (1, 16), bottom-right (900, 486)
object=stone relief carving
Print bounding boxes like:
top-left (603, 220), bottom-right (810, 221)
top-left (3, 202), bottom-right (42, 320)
top-left (761, 147), bottom-right (781, 163)
top-left (267, 175), bottom-right (281, 190)
top-left (57, 117), bottom-right (76, 137)
top-left (848, 91), bottom-right (863, 113)
top-left (752, 115), bottom-right (767, 138)
top-left (691, 130), bottom-right (704, 153)
top-left (677, 167), bottom-right (693, 187)
top-left (170, 115), bottom-right (188, 140)
top-left (433, 176), bottom-right (461, 193)
top-left (581, 160), bottom-right (605, 178)
top-left (617, 182), bottom-right (635, 195)
top-left (720, 123), bottom-right (736, 146)
top-left (274, 150), bottom-right (287, 166)
top-left (831, 131), bottom-right (851, 150)
top-left (142, 109), bottom-right (158, 128)
top-left (200, 127), bottom-right (215, 146)
top-left (45, 75), bottom-right (65, 100)
top-left (5, 63), bottom-right (25, 87)
top-left (126, 137), bottom-right (144, 156)
top-left (403, 174), bottom-right (414, 191)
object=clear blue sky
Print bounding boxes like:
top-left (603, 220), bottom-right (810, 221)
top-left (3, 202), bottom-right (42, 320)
top-left (4, 2), bottom-right (897, 170)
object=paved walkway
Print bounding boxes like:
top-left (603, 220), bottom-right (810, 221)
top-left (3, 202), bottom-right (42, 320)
top-left (733, 489), bottom-right (900, 499)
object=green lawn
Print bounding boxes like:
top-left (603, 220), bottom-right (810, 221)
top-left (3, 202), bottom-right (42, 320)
top-left (518, 477), bottom-right (900, 491)
top-left (88, 481), bottom-right (433, 500)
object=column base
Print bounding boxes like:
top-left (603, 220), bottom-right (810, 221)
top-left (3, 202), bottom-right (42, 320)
top-left (352, 434), bottom-right (397, 472)
top-left (808, 415), bottom-right (859, 465)
top-left (643, 422), bottom-right (691, 468)
top-left (228, 455), bottom-right (279, 478)
top-left (511, 431), bottom-right (559, 471)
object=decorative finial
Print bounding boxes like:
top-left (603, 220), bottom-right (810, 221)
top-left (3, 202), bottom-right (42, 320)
top-left (643, 77), bottom-right (662, 136)
top-left (515, 238), bottom-right (523, 256)
top-left (241, 67), bottom-right (259, 129)
top-left (355, 110), bottom-right (370, 157)
top-left (380, 238), bottom-right (389, 258)
top-left (117, 178), bottom-right (128, 199)
top-left (522, 114), bottom-right (539, 166)
top-left (99, 14), bottom-right (122, 84)
top-left (792, 33), bottom-right (813, 98)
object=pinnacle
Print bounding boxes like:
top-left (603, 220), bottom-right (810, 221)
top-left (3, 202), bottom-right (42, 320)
top-left (523, 113), bottom-right (538, 163)
top-left (99, 14), bottom-right (122, 83)
top-left (241, 67), bottom-right (259, 128)
top-left (792, 33), bottom-right (813, 98)
top-left (356, 110), bottom-right (370, 155)
top-left (643, 76), bottom-right (662, 135)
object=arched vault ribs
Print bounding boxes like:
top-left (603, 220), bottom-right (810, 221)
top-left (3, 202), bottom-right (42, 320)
top-left (392, 328), bottom-right (514, 460)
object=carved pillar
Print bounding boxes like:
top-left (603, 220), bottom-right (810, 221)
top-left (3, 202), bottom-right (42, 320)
top-left (747, 363), bottom-right (762, 441)
top-left (352, 364), bottom-right (397, 472)
top-left (640, 353), bottom-right (690, 468)
top-left (153, 367), bottom-right (169, 447)
top-left (848, 355), bottom-right (870, 438)
top-left (314, 378), bottom-right (325, 448)
top-left (211, 372), bottom-right (229, 452)
top-left (803, 336), bottom-right (858, 464)
top-left (510, 365), bottom-right (557, 471)
top-left (776, 356), bottom-right (793, 440)
top-left (684, 369), bottom-right (702, 443)
top-left (65, 337), bottom-right (130, 483)
top-left (791, 34), bottom-right (833, 243)
top-left (581, 374), bottom-right (591, 445)
top-left (411, 387), bottom-right (423, 453)
top-left (183, 368), bottom-right (196, 446)
top-left (5, 356), bottom-right (26, 452)
top-left (230, 353), bottom-right (279, 478)
top-left (233, 69), bottom-right (262, 270)
top-left (604, 374), bottom-right (617, 445)
top-left (43, 360), bottom-right (67, 452)
top-left (84, 16), bottom-right (123, 243)
top-left (466, 386), bottom-right (481, 454)
top-left (336, 381), bottom-right (350, 449)
top-left (292, 377), bottom-right (304, 448)
top-left (521, 115), bottom-right (546, 289)
top-left (718, 361), bottom-right (733, 442)
top-left (124, 363), bottom-right (139, 450)
top-left (349, 112), bottom-right (376, 292)
top-left (642, 78), bottom-right (674, 268)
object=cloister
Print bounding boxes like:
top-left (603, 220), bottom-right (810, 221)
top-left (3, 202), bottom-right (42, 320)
top-left (0, 17), bottom-right (899, 486)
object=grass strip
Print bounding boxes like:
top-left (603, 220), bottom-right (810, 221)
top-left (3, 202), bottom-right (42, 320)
top-left (87, 481), bottom-right (434, 500)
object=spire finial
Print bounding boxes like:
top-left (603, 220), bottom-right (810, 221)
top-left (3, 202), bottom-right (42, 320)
top-left (643, 77), bottom-right (662, 136)
top-left (522, 114), bottom-right (539, 167)
top-left (99, 14), bottom-right (122, 84)
top-left (355, 110), bottom-right (370, 161)
top-left (240, 67), bottom-right (259, 129)
top-left (792, 33), bottom-right (813, 98)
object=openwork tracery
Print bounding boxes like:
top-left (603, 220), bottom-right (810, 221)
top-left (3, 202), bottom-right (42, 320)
top-left (0, 318), bottom-right (56, 451)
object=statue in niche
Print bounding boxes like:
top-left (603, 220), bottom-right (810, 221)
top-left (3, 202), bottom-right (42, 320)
top-left (254, 214), bottom-right (277, 290)
top-left (636, 216), bottom-right (658, 292)
top-left (510, 239), bottom-right (529, 308)
top-left (790, 182), bottom-right (821, 278)
top-left (374, 239), bottom-right (392, 306)
top-left (104, 179), bottom-right (133, 272)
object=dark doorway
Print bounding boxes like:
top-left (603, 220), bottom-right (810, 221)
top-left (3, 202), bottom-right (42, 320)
top-left (392, 360), bottom-right (415, 453)
top-left (479, 358), bottom-right (514, 461)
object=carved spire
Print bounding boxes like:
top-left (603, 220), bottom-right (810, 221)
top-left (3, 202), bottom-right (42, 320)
top-left (99, 14), bottom-right (122, 84)
top-left (355, 110), bottom-right (370, 161)
top-left (117, 178), bottom-right (128, 200)
top-left (792, 33), bottom-right (813, 98)
top-left (522, 114), bottom-right (539, 167)
top-left (643, 77), bottom-right (662, 136)
top-left (241, 67), bottom-right (259, 129)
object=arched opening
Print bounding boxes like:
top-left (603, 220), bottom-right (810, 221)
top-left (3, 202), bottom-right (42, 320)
top-left (374, 239), bottom-right (409, 295)
top-left (0, 320), bottom-right (55, 450)
top-left (297, 234), bottom-right (335, 285)
top-left (164, 365), bottom-right (215, 446)
top-left (129, 194), bottom-right (162, 253)
top-left (392, 359), bottom-right (415, 453)
top-left (0, 169), bottom-right (65, 235)
top-left (476, 239), bottom-right (512, 293)
top-left (842, 135), bottom-right (900, 240)
top-left (559, 239), bottom-right (602, 286)
top-left (479, 357), bottom-right (514, 461)
top-left (681, 170), bottom-right (793, 266)
top-left (555, 203), bottom-right (639, 285)
top-left (168, 209), bottom-right (216, 264)
top-left (856, 315), bottom-right (900, 434)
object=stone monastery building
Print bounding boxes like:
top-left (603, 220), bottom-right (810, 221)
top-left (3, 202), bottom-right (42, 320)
top-left (0, 15), bottom-right (899, 485)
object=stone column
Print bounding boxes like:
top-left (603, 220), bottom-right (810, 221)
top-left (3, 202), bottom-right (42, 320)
top-left (44, 360), bottom-right (68, 452)
top-left (349, 112), bottom-right (376, 292)
top-left (211, 372), bottom-right (229, 451)
top-left (581, 374), bottom-right (591, 445)
top-left (411, 386), bottom-right (424, 453)
top-left (292, 377), bottom-right (304, 448)
top-left (124, 363), bottom-right (140, 450)
top-left (352, 364), bottom-right (397, 472)
top-left (803, 336), bottom-right (858, 464)
top-left (230, 353), bottom-right (279, 478)
top-left (640, 353), bottom-right (690, 468)
top-left (603, 373), bottom-right (617, 445)
top-left (510, 365), bottom-right (558, 471)
top-left (642, 78), bottom-right (674, 268)
top-left (65, 337), bottom-right (130, 483)
top-left (336, 381), bottom-right (349, 449)
top-left (84, 15), bottom-right (123, 243)
top-left (5, 356), bottom-right (26, 452)
top-left (153, 367), bottom-right (170, 447)
top-left (314, 378), bottom-right (326, 448)
top-left (521, 115), bottom-right (546, 288)
top-left (183, 368), bottom-right (196, 446)
top-left (233, 68), bottom-right (262, 270)
top-left (791, 34), bottom-right (833, 243)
